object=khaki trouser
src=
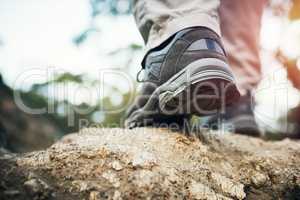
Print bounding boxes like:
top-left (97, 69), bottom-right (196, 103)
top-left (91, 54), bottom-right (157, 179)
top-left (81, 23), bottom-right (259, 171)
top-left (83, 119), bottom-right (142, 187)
top-left (133, 0), bottom-right (267, 93)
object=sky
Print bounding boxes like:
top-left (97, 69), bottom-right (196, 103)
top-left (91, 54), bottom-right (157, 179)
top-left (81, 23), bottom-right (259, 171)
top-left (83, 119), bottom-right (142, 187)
top-left (0, 0), bottom-right (144, 88)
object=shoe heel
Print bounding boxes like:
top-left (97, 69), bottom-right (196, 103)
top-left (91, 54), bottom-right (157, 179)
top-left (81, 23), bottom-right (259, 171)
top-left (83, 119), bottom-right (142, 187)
top-left (158, 60), bottom-right (240, 116)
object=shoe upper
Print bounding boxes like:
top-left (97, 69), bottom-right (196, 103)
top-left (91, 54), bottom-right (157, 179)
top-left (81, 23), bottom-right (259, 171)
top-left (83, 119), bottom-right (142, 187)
top-left (140, 27), bottom-right (228, 86)
top-left (125, 27), bottom-right (233, 128)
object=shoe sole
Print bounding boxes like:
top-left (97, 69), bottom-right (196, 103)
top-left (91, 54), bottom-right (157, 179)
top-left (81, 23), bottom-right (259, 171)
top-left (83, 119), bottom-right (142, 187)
top-left (158, 58), bottom-right (240, 116)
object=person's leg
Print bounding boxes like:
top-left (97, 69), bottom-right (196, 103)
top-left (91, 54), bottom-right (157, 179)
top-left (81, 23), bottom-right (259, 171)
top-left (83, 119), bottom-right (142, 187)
top-left (133, 0), bottom-right (221, 51)
top-left (219, 0), bottom-right (267, 94)
top-left (126, 0), bottom-right (240, 129)
top-left (205, 0), bottom-right (267, 136)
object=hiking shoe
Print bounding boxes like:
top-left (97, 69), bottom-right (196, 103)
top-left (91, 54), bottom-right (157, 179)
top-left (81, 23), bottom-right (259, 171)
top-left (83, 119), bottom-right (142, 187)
top-left (125, 27), bottom-right (240, 128)
top-left (202, 91), bottom-right (260, 136)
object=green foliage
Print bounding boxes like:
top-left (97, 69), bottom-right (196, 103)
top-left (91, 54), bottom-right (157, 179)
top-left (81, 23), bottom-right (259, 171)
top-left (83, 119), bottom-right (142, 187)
top-left (129, 43), bottom-right (142, 50)
top-left (22, 71), bottom-right (136, 133)
top-left (53, 73), bottom-right (84, 83)
top-left (73, 28), bottom-right (100, 46)
top-left (108, 43), bottom-right (142, 55)
top-left (31, 73), bottom-right (84, 93)
top-left (90, 0), bottom-right (132, 17)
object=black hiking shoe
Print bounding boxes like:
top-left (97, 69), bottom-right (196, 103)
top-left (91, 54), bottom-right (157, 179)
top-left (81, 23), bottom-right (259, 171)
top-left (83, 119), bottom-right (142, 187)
top-left (125, 27), bottom-right (240, 129)
top-left (202, 91), bottom-right (260, 136)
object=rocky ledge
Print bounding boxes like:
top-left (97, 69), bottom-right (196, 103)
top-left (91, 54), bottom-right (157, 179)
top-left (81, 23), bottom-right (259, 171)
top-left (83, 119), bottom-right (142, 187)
top-left (0, 128), bottom-right (300, 199)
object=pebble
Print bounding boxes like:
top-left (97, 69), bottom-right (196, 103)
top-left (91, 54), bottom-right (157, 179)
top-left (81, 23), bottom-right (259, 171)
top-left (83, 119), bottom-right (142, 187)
top-left (111, 161), bottom-right (123, 171)
top-left (113, 190), bottom-right (122, 200)
top-left (102, 171), bottom-right (121, 188)
top-left (251, 172), bottom-right (268, 188)
top-left (24, 178), bottom-right (51, 198)
top-left (89, 191), bottom-right (100, 200)
top-left (211, 173), bottom-right (246, 200)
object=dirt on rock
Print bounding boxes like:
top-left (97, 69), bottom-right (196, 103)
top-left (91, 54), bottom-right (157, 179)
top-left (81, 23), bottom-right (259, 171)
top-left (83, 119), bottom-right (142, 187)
top-left (0, 128), bottom-right (300, 200)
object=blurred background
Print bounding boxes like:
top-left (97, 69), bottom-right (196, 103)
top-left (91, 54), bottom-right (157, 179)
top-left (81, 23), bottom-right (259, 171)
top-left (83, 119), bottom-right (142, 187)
top-left (0, 0), bottom-right (299, 152)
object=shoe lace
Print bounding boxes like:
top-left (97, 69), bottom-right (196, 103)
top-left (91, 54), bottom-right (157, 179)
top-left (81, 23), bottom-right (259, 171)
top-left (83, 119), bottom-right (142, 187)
top-left (136, 68), bottom-right (145, 83)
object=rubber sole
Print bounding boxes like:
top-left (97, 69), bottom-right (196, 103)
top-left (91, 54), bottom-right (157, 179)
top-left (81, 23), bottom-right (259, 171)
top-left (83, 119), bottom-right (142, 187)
top-left (125, 58), bottom-right (240, 128)
top-left (157, 58), bottom-right (240, 116)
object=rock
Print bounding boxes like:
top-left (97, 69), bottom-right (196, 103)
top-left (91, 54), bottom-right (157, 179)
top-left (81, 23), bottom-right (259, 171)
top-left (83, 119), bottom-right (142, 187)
top-left (89, 191), bottom-right (100, 200)
top-left (0, 150), bottom-right (15, 160)
top-left (0, 128), bottom-right (300, 199)
top-left (111, 161), bottom-right (123, 171)
top-left (72, 180), bottom-right (89, 192)
top-left (102, 170), bottom-right (121, 188)
top-left (132, 170), bottom-right (157, 188)
top-left (113, 190), bottom-right (122, 200)
top-left (189, 181), bottom-right (225, 200)
top-left (28, 172), bottom-right (39, 180)
top-left (131, 151), bottom-right (157, 168)
top-left (24, 179), bottom-right (41, 195)
top-left (210, 173), bottom-right (246, 200)
top-left (24, 178), bottom-right (52, 199)
top-left (251, 172), bottom-right (268, 188)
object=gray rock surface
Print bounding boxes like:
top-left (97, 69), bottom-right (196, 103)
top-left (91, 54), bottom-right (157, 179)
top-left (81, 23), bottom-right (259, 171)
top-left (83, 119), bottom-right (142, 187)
top-left (0, 128), bottom-right (300, 199)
